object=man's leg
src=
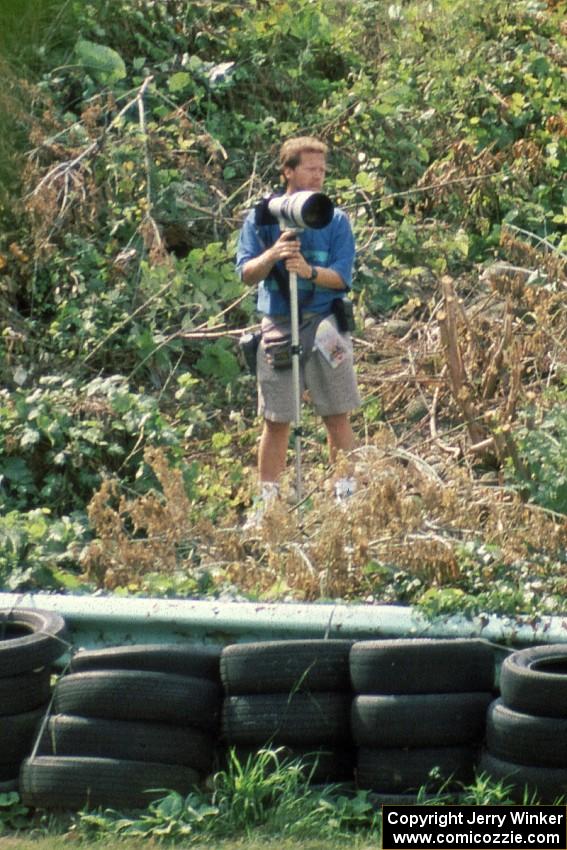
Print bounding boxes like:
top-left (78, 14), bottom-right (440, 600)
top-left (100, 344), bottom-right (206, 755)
top-left (258, 418), bottom-right (291, 483)
top-left (323, 413), bottom-right (357, 501)
top-left (243, 419), bottom-right (290, 528)
top-left (322, 413), bottom-right (355, 463)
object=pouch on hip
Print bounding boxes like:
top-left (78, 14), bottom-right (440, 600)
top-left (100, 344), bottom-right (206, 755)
top-left (238, 331), bottom-right (261, 375)
top-left (331, 297), bottom-right (356, 333)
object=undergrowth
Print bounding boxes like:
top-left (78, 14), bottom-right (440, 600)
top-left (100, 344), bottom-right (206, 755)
top-left (0, 0), bottom-right (565, 613)
top-left (1, 748), bottom-right (550, 843)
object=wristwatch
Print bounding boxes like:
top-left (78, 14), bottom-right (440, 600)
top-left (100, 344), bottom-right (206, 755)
top-left (308, 265), bottom-right (318, 281)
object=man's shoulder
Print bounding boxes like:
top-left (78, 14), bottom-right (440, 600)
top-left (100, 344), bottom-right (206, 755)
top-left (240, 207), bottom-right (257, 226)
top-left (331, 206), bottom-right (351, 225)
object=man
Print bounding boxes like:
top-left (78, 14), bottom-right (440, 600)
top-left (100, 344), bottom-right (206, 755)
top-left (236, 137), bottom-right (360, 520)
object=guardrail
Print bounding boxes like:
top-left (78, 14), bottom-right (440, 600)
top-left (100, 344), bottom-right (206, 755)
top-left (1, 593), bottom-right (566, 655)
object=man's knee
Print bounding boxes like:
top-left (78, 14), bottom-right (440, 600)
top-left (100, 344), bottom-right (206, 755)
top-left (323, 413), bottom-right (350, 436)
top-left (263, 418), bottom-right (291, 436)
top-left (323, 413), bottom-right (355, 453)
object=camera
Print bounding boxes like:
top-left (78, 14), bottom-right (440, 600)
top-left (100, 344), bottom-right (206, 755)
top-left (267, 190), bottom-right (333, 230)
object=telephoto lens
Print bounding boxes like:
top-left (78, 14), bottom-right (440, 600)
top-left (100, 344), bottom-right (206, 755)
top-left (268, 191), bottom-right (333, 230)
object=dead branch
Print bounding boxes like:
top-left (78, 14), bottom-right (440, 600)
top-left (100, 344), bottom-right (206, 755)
top-left (481, 301), bottom-right (513, 400)
top-left (29, 76), bottom-right (154, 201)
top-left (438, 275), bottom-right (487, 446)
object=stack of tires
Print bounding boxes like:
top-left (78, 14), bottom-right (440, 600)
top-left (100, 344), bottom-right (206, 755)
top-left (20, 643), bottom-right (223, 810)
top-left (220, 640), bottom-right (354, 783)
top-left (350, 639), bottom-right (495, 796)
top-left (481, 645), bottom-right (567, 802)
top-left (0, 609), bottom-right (68, 793)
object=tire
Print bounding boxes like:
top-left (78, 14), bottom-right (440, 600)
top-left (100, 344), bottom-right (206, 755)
top-left (478, 750), bottom-right (567, 804)
top-left (0, 609), bottom-right (68, 675)
top-left (486, 699), bottom-right (567, 767)
top-left (352, 692), bottom-right (492, 747)
top-left (220, 640), bottom-right (353, 694)
top-left (500, 645), bottom-right (567, 717)
top-left (71, 643), bottom-right (221, 681)
top-left (53, 670), bottom-right (220, 731)
top-left (0, 668), bottom-right (52, 716)
top-left (222, 693), bottom-right (351, 746)
top-left (37, 714), bottom-right (215, 774)
top-left (356, 746), bottom-right (478, 793)
top-left (349, 639), bottom-right (495, 694)
top-left (0, 707), bottom-right (46, 763)
top-left (20, 756), bottom-right (200, 810)
top-left (0, 764), bottom-right (20, 783)
top-left (225, 745), bottom-right (354, 783)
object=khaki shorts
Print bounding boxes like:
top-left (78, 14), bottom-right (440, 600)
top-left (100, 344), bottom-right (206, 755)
top-left (257, 314), bottom-right (361, 422)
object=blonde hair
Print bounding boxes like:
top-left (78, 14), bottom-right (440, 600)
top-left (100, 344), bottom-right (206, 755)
top-left (278, 136), bottom-right (328, 177)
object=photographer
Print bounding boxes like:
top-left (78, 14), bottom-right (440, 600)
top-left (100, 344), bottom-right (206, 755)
top-left (236, 137), bottom-right (360, 524)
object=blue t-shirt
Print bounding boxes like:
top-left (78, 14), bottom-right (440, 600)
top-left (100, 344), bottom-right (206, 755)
top-left (236, 207), bottom-right (355, 316)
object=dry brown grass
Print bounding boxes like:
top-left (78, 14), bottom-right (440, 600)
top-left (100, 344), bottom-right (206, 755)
top-left (83, 446), bottom-right (212, 590)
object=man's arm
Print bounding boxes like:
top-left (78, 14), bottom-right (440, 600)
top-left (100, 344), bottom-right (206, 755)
top-left (241, 230), bottom-right (301, 286)
top-left (284, 212), bottom-right (353, 291)
top-left (285, 257), bottom-right (347, 291)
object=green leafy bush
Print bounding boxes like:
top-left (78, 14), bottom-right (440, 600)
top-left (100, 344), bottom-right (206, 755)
top-left (0, 375), bottom-right (181, 513)
top-left (0, 0), bottom-right (566, 606)
top-left (0, 509), bottom-right (89, 592)
top-left (0, 791), bottom-right (31, 833)
top-left (509, 390), bottom-right (567, 514)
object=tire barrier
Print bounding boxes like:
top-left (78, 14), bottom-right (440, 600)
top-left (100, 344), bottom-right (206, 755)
top-left (349, 639), bottom-right (495, 795)
top-left (10, 626), bottom-right (567, 809)
top-left (220, 640), bottom-right (355, 783)
top-left (481, 644), bottom-right (567, 802)
top-left (21, 643), bottom-right (222, 810)
top-left (0, 608), bottom-right (68, 788)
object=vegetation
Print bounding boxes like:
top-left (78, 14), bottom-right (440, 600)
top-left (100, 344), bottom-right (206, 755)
top-left (0, 747), bottom-right (553, 843)
top-left (0, 0), bottom-right (565, 615)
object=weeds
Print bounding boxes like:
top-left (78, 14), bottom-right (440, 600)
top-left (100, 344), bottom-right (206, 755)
top-left (0, 792), bottom-right (30, 832)
top-left (3, 751), bottom-right (555, 843)
top-left (1, 0), bottom-right (566, 613)
top-left (75, 748), bottom-right (380, 842)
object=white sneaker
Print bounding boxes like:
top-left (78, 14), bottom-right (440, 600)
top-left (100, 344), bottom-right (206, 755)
top-left (243, 482), bottom-right (280, 530)
top-left (242, 506), bottom-right (266, 531)
top-left (334, 476), bottom-right (357, 504)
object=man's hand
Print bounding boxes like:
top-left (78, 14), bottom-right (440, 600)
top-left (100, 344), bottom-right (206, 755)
top-left (280, 232), bottom-right (312, 279)
top-left (280, 231), bottom-right (346, 289)
top-left (242, 230), bottom-right (300, 286)
top-left (271, 230), bottom-right (301, 263)
top-left (242, 228), bottom-right (345, 290)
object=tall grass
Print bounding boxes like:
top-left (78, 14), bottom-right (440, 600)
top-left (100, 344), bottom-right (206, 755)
top-left (74, 747), bottom-right (379, 842)
top-left (2, 750), bottom-right (557, 846)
